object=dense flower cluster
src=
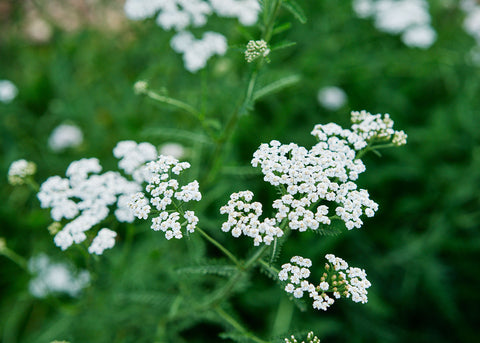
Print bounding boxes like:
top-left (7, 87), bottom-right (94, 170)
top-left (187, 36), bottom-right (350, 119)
top-left (245, 40), bottom-right (270, 63)
top-left (129, 155), bottom-right (201, 240)
top-left (285, 331), bottom-right (320, 343)
top-left (220, 191), bottom-right (283, 245)
top-left (38, 158), bottom-right (141, 252)
top-left (220, 110), bottom-right (405, 244)
top-left (0, 79), bottom-right (18, 103)
top-left (353, 0), bottom-right (436, 48)
top-left (48, 123), bottom-right (84, 152)
top-left (8, 159), bottom-right (37, 186)
top-left (28, 254), bottom-right (90, 298)
top-left (124, 0), bottom-right (260, 72)
top-left (278, 255), bottom-right (371, 311)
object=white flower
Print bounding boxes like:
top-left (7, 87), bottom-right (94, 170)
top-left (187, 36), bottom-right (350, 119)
top-left (353, 0), bottom-right (436, 48)
top-left (113, 140), bottom-right (158, 182)
top-left (129, 155), bottom-right (201, 239)
top-left (245, 40), bottom-right (270, 63)
top-left (160, 142), bottom-right (185, 159)
top-left (88, 228), bottom-right (117, 255)
top-left (210, 0), bottom-right (260, 26)
top-left (0, 80), bottom-right (18, 103)
top-left (38, 157), bottom-right (141, 252)
top-left (317, 86), bottom-right (347, 111)
top-left (8, 159), bottom-right (36, 186)
top-left (402, 25), bottom-right (436, 48)
top-left (171, 31), bottom-right (227, 72)
top-left (462, 2), bottom-right (480, 43)
top-left (48, 124), bottom-right (83, 152)
top-left (28, 254), bottom-right (90, 298)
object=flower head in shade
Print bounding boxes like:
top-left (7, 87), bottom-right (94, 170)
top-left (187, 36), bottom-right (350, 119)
top-left (48, 124), bottom-right (83, 152)
top-left (8, 159), bottom-right (37, 186)
top-left (0, 80), bottom-right (18, 103)
top-left (245, 40), bottom-right (270, 63)
top-left (279, 255), bottom-right (371, 311)
top-left (129, 155), bottom-right (201, 240)
top-left (28, 254), bottom-right (90, 298)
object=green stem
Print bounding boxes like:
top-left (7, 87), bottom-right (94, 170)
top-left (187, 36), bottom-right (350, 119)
top-left (145, 90), bottom-right (215, 139)
top-left (215, 306), bottom-right (270, 343)
top-left (356, 143), bottom-right (396, 159)
top-left (0, 248), bottom-right (28, 272)
top-left (196, 227), bottom-right (242, 269)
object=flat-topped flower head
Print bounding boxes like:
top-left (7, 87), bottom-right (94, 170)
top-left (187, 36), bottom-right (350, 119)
top-left (38, 157), bottom-right (141, 252)
top-left (8, 159), bottom-right (37, 186)
top-left (48, 124), bottom-right (83, 152)
top-left (88, 228), bottom-right (117, 255)
top-left (220, 190), bottom-right (283, 246)
top-left (113, 140), bottom-right (158, 183)
top-left (129, 155), bottom-right (201, 240)
top-left (279, 254), bottom-right (371, 311)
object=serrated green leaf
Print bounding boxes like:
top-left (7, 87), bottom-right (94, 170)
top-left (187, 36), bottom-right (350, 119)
top-left (282, 0), bottom-right (307, 24)
top-left (253, 74), bottom-right (301, 101)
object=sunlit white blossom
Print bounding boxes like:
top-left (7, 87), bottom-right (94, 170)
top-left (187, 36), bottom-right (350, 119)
top-left (88, 228), bottom-right (117, 255)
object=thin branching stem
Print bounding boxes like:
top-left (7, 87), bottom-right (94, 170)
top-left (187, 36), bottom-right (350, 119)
top-left (196, 227), bottom-right (242, 269)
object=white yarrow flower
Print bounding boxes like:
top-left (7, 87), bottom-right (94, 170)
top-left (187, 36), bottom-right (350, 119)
top-left (48, 124), bottom-right (83, 152)
top-left (88, 228), bottom-right (117, 255)
top-left (317, 86), bottom-right (347, 110)
top-left (0, 80), bottom-right (18, 103)
top-left (8, 159), bottom-right (37, 186)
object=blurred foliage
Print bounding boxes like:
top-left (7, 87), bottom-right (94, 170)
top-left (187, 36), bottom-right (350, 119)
top-left (1, 0), bottom-right (479, 342)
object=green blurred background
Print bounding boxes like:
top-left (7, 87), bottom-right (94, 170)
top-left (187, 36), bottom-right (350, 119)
top-left (1, 0), bottom-right (479, 342)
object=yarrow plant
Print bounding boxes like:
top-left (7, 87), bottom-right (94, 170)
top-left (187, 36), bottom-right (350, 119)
top-left (3, 2), bottom-right (411, 342)
top-left (8, 159), bottom-right (37, 186)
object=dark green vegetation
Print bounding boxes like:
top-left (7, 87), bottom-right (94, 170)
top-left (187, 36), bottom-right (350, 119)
top-left (1, 1), bottom-right (479, 342)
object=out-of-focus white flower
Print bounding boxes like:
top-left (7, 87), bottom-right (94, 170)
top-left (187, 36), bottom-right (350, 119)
top-left (171, 31), bottom-right (227, 72)
top-left (88, 228), bottom-right (117, 255)
top-left (0, 80), bottom-right (18, 103)
top-left (462, 1), bottom-right (480, 44)
top-left (402, 24), bottom-right (437, 48)
top-left (8, 159), bottom-right (37, 186)
top-left (353, 0), bottom-right (436, 49)
top-left (284, 331), bottom-right (321, 343)
top-left (210, 0), bottom-right (260, 26)
top-left (159, 142), bottom-right (185, 159)
top-left (113, 140), bottom-right (158, 183)
top-left (28, 254), bottom-right (90, 298)
top-left (48, 124), bottom-right (83, 152)
top-left (317, 86), bottom-right (347, 110)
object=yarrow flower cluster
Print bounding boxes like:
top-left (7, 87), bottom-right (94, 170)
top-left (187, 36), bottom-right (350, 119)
top-left (285, 331), bottom-right (320, 343)
top-left (113, 140), bottom-right (158, 183)
top-left (88, 228), bottom-right (117, 255)
top-left (220, 191), bottom-right (283, 246)
top-left (28, 254), bottom-right (90, 298)
top-left (353, 0), bottom-right (437, 48)
top-left (48, 123), bottom-right (84, 152)
top-left (245, 40), bottom-right (270, 63)
top-left (221, 110), bottom-right (406, 244)
top-left (124, 0), bottom-right (260, 72)
top-left (278, 255), bottom-right (371, 311)
top-left (8, 159), bottom-right (37, 186)
top-left (37, 157), bottom-right (141, 252)
top-left (129, 155), bottom-right (201, 240)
